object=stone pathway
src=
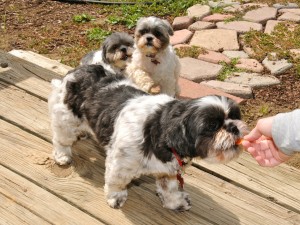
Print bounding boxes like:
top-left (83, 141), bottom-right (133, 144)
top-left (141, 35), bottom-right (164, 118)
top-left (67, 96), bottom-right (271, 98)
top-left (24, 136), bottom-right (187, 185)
top-left (170, 0), bottom-right (300, 99)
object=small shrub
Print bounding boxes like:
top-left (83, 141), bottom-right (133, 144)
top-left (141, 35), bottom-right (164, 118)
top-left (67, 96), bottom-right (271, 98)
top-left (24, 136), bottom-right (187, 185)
top-left (73, 13), bottom-right (94, 23)
top-left (87, 28), bottom-right (111, 42)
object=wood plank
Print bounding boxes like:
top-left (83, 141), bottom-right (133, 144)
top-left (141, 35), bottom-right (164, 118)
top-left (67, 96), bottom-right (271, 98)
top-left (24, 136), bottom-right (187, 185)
top-left (0, 81), bottom-right (51, 141)
top-left (9, 50), bottom-right (72, 76)
top-left (0, 194), bottom-right (51, 225)
top-left (194, 154), bottom-right (300, 213)
top-left (0, 66), bottom-right (300, 215)
top-left (0, 166), bottom-right (102, 225)
top-left (1, 119), bottom-right (299, 225)
top-left (0, 51), bottom-right (60, 100)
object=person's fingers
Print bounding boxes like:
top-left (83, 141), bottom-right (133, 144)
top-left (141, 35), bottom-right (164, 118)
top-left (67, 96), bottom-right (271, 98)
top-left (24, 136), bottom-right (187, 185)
top-left (243, 126), bottom-right (263, 142)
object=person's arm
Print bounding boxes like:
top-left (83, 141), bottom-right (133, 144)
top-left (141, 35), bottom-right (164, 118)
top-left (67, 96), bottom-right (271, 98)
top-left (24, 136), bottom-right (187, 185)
top-left (272, 109), bottom-right (300, 155)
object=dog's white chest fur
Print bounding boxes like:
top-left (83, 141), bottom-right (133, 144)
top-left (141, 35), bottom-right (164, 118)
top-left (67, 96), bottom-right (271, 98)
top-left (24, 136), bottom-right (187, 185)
top-left (128, 46), bottom-right (180, 96)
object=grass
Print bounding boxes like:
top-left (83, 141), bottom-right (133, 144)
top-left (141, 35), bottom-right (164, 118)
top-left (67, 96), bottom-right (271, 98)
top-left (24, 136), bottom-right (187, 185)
top-left (104, 0), bottom-right (207, 28)
top-left (87, 28), bottom-right (112, 42)
top-left (259, 105), bottom-right (270, 116)
top-left (73, 13), bottom-right (95, 23)
top-left (175, 46), bottom-right (207, 58)
top-left (217, 58), bottom-right (243, 81)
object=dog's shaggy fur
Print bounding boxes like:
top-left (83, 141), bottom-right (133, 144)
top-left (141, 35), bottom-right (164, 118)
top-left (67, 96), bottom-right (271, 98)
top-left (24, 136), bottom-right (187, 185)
top-left (126, 17), bottom-right (180, 96)
top-left (48, 65), bottom-right (248, 211)
top-left (80, 32), bottom-right (134, 74)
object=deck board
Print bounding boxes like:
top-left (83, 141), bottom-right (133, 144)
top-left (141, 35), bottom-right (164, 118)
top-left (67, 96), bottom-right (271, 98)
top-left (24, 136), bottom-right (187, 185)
top-left (0, 166), bottom-right (102, 225)
top-left (1, 118), bottom-right (299, 225)
top-left (0, 50), bottom-right (299, 224)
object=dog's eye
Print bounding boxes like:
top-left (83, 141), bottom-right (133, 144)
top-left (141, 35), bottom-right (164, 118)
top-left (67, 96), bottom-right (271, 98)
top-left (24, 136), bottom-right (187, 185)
top-left (154, 30), bottom-right (162, 37)
top-left (111, 45), bottom-right (118, 50)
top-left (140, 29), bottom-right (149, 35)
top-left (207, 121), bottom-right (220, 132)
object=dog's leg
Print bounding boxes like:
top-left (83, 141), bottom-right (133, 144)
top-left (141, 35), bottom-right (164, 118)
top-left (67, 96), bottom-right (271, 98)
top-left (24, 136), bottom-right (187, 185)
top-left (50, 109), bottom-right (79, 165)
top-left (126, 67), bottom-right (158, 93)
top-left (155, 175), bottom-right (191, 212)
top-left (104, 155), bottom-right (134, 209)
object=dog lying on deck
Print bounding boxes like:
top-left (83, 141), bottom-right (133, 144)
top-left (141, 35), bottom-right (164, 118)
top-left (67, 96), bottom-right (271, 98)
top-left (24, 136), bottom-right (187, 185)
top-left (48, 64), bottom-right (248, 211)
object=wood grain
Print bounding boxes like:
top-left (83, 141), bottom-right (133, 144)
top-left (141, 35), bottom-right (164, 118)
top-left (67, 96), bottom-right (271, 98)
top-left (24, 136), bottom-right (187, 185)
top-left (0, 166), bottom-right (102, 225)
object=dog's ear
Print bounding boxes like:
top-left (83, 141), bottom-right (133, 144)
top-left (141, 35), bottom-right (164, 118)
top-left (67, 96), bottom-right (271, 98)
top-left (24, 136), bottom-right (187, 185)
top-left (101, 40), bottom-right (109, 64)
top-left (162, 19), bottom-right (174, 36)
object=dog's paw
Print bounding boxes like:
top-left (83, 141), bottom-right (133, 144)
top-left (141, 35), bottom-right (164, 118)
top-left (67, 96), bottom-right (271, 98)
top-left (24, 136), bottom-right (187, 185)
top-left (158, 191), bottom-right (191, 212)
top-left (149, 84), bottom-right (161, 95)
top-left (106, 190), bottom-right (128, 209)
top-left (53, 153), bottom-right (72, 165)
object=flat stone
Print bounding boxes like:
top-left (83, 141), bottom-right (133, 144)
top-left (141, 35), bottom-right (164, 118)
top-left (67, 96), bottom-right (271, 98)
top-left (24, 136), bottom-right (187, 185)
top-left (243, 7), bottom-right (277, 24)
top-left (170, 29), bottom-right (193, 46)
top-left (178, 77), bottom-right (244, 103)
top-left (173, 44), bottom-right (190, 50)
top-left (290, 49), bottom-right (300, 60)
top-left (278, 12), bottom-right (300, 22)
top-left (216, 21), bottom-right (262, 34)
top-left (179, 57), bottom-right (223, 82)
top-left (222, 50), bottom-right (249, 59)
top-left (262, 56), bottom-right (293, 75)
top-left (188, 21), bottom-right (216, 31)
top-left (172, 16), bottom-right (194, 31)
top-left (243, 45), bottom-right (256, 57)
top-left (236, 58), bottom-right (264, 73)
top-left (273, 3), bottom-right (299, 9)
top-left (225, 72), bottom-right (280, 88)
top-left (279, 8), bottom-right (300, 15)
top-left (242, 3), bottom-right (268, 8)
top-left (264, 20), bottom-right (283, 34)
top-left (208, 0), bottom-right (240, 8)
top-left (223, 5), bottom-right (243, 13)
top-left (187, 4), bottom-right (211, 21)
top-left (200, 80), bottom-right (253, 98)
top-left (198, 50), bottom-right (231, 64)
top-left (190, 29), bottom-right (239, 51)
top-left (202, 13), bottom-right (235, 22)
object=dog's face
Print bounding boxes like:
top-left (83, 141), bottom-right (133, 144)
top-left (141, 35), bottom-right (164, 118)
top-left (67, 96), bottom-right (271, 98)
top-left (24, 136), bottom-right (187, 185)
top-left (192, 96), bottom-right (248, 163)
top-left (102, 32), bottom-right (134, 70)
top-left (167, 96), bottom-right (248, 164)
top-left (134, 17), bottom-right (174, 55)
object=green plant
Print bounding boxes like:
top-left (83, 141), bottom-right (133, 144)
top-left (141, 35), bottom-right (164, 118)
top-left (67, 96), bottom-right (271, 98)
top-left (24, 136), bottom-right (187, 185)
top-left (105, 0), bottom-right (206, 28)
top-left (73, 13), bottom-right (94, 23)
top-left (217, 58), bottom-right (242, 81)
top-left (87, 28), bottom-right (111, 42)
top-left (259, 105), bottom-right (269, 116)
top-left (175, 45), bottom-right (206, 58)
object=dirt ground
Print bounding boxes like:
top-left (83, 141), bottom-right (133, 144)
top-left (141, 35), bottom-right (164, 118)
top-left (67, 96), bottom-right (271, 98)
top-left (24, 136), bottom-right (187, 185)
top-left (1, 0), bottom-right (300, 168)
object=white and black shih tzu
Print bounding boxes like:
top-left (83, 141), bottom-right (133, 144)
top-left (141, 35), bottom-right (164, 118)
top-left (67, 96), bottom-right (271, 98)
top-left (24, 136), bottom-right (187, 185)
top-left (126, 17), bottom-right (181, 96)
top-left (80, 32), bottom-right (134, 74)
top-left (48, 65), bottom-right (248, 212)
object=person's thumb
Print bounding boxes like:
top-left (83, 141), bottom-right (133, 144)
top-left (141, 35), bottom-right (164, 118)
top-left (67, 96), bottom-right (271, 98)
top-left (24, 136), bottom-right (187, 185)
top-left (243, 126), bottom-right (262, 142)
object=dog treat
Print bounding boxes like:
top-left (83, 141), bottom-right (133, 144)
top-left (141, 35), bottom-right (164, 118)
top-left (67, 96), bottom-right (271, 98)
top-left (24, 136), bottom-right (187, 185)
top-left (235, 138), bottom-right (243, 145)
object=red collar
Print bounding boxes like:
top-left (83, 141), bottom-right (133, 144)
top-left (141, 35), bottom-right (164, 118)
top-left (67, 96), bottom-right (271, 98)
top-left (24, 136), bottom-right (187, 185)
top-left (171, 148), bottom-right (185, 189)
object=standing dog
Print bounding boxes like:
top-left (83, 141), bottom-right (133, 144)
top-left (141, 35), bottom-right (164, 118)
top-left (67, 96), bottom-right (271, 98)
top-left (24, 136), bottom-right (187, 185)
top-left (48, 65), bottom-right (248, 211)
top-left (126, 17), bottom-right (181, 96)
top-left (80, 32), bottom-right (134, 74)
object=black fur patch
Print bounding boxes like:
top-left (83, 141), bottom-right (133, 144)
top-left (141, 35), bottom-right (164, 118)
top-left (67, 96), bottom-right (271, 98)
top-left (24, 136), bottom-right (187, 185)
top-left (64, 64), bottom-right (145, 146)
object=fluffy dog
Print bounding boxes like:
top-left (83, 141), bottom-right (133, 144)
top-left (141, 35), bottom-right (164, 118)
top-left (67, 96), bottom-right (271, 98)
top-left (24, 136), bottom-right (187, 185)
top-left (126, 17), bottom-right (180, 96)
top-left (80, 32), bottom-right (134, 74)
top-left (48, 65), bottom-right (248, 211)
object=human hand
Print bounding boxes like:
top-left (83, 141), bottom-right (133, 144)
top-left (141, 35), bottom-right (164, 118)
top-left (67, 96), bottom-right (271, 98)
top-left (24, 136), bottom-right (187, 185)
top-left (241, 117), bottom-right (290, 167)
top-left (242, 137), bottom-right (290, 167)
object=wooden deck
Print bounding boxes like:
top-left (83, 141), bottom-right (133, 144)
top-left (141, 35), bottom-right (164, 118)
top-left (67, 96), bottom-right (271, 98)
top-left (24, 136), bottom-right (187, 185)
top-left (0, 50), bottom-right (299, 225)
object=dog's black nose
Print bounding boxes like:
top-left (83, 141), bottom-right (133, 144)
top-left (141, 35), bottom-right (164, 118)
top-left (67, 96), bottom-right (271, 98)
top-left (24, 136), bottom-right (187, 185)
top-left (226, 123), bottom-right (239, 135)
top-left (146, 36), bottom-right (153, 42)
top-left (120, 46), bottom-right (127, 53)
